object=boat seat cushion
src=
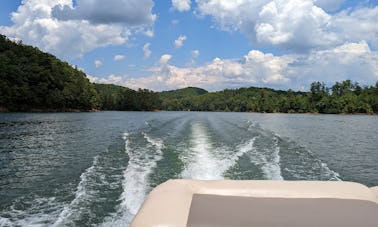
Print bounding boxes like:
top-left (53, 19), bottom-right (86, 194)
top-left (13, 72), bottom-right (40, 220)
top-left (187, 194), bottom-right (378, 227)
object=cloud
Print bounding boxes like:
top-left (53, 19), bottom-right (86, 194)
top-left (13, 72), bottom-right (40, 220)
top-left (123, 50), bottom-right (293, 91)
top-left (191, 49), bottom-right (200, 58)
top-left (195, 0), bottom-right (378, 52)
top-left (172, 0), bottom-right (191, 12)
top-left (0, 0), bottom-right (155, 59)
top-left (314, 0), bottom-right (344, 12)
top-left (114, 55), bottom-right (125, 61)
top-left (330, 7), bottom-right (378, 50)
top-left (159, 54), bottom-right (173, 64)
top-left (123, 42), bottom-right (377, 91)
top-left (171, 19), bottom-right (180, 25)
top-left (174, 35), bottom-right (187, 48)
top-left (88, 74), bottom-right (123, 84)
top-left (95, 60), bottom-right (103, 68)
top-left (143, 29), bottom-right (154, 37)
top-left (287, 41), bottom-right (378, 87)
top-left (52, 0), bottom-right (156, 25)
top-left (188, 49), bottom-right (200, 65)
top-left (143, 43), bottom-right (152, 58)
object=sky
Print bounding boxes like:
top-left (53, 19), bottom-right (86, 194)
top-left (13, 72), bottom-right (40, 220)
top-left (0, 0), bottom-right (377, 92)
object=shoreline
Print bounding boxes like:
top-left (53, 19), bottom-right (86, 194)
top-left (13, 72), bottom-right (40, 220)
top-left (0, 107), bottom-right (101, 113)
top-left (0, 108), bottom-right (376, 115)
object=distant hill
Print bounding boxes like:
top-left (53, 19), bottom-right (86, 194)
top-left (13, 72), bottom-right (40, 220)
top-left (0, 34), bottom-right (98, 111)
top-left (159, 87), bottom-right (208, 100)
top-left (94, 84), bottom-right (160, 111)
top-left (160, 83), bottom-right (378, 114)
top-left (160, 87), bottom-right (208, 111)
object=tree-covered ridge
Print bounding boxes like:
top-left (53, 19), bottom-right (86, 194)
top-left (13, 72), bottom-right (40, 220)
top-left (0, 34), bottom-right (98, 111)
top-left (160, 81), bottom-right (378, 114)
top-left (0, 34), bottom-right (160, 112)
top-left (160, 87), bottom-right (208, 100)
top-left (1, 34), bottom-right (377, 114)
top-left (95, 84), bottom-right (160, 111)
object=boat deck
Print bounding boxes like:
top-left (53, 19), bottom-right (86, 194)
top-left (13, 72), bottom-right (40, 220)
top-left (131, 180), bottom-right (378, 227)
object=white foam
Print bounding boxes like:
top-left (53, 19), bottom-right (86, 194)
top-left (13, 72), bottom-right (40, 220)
top-left (0, 217), bottom-right (11, 227)
top-left (213, 137), bottom-right (258, 176)
top-left (0, 197), bottom-right (64, 227)
top-left (180, 124), bottom-right (260, 180)
top-left (234, 137), bottom-right (257, 160)
top-left (53, 156), bottom-right (100, 226)
top-left (122, 132), bottom-right (129, 141)
top-left (248, 136), bottom-right (284, 180)
top-left (320, 162), bottom-right (341, 181)
top-left (181, 123), bottom-right (224, 180)
top-left (264, 138), bottom-right (283, 180)
top-left (104, 132), bottom-right (164, 226)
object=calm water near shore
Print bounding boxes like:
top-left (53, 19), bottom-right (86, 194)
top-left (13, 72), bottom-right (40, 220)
top-left (1, 112), bottom-right (377, 226)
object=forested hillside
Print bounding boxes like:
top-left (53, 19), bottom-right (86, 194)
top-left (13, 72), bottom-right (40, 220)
top-left (160, 87), bottom-right (208, 100)
top-left (160, 81), bottom-right (378, 114)
top-left (0, 35), bottom-right (98, 111)
top-left (95, 84), bottom-right (160, 111)
top-left (0, 35), bottom-right (160, 112)
top-left (1, 34), bottom-right (377, 113)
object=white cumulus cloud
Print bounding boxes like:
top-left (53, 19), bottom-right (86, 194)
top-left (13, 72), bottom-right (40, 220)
top-left (124, 42), bottom-right (377, 91)
top-left (330, 7), bottom-right (378, 50)
top-left (0, 0), bottom-right (155, 59)
top-left (143, 29), bottom-right (154, 37)
top-left (195, 0), bottom-right (378, 52)
top-left (159, 54), bottom-right (173, 64)
top-left (52, 0), bottom-right (156, 25)
top-left (114, 55), bottom-right (125, 61)
top-left (191, 49), bottom-right (200, 58)
top-left (95, 60), bottom-right (103, 68)
top-left (172, 0), bottom-right (191, 12)
top-left (143, 43), bottom-right (152, 59)
top-left (171, 19), bottom-right (180, 25)
top-left (124, 50), bottom-right (294, 91)
top-left (287, 41), bottom-right (378, 87)
top-left (88, 74), bottom-right (124, 85)
top-left (174, 35), bottom-right (187, 48)
top-left (188, 49), bottom-right (200, 65)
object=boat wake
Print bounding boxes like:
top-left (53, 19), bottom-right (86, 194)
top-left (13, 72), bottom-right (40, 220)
top-left (0, 197), bottom-right (63, 227)
top-left (181, 123), bottom-right (224, 180)
top-left (103, 132), bottom-right (164, 226)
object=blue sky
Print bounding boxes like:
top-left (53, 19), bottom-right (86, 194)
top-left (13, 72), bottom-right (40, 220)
top-left (1, 0), bottom-right (377, 91)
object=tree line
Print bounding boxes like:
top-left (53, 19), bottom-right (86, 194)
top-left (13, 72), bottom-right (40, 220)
top-left (160, 81), bottom-right (378, 114)
top-left (1, 34), bottom-right (377, 114)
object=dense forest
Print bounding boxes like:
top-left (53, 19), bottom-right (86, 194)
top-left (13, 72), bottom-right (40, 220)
top-left (0, 35), bottom-right (98, 111)
top-left (160, 82), bottom-right (378, 114)
top-left (0, 35), bottom-right (159, 112)
top-left (0, 34), bottom-right (377, 114)
top-left (94, 84), bottom-right (160, 111)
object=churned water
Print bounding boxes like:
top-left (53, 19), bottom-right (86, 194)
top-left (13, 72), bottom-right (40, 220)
top-left (1, 112), bottom-right (377, 226)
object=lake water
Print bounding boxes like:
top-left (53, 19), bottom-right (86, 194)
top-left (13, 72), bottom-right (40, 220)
top-left (1, 112), bottom-right (377, 226)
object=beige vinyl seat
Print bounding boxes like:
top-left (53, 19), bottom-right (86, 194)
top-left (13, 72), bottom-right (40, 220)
top-left (131, 180), bottom-right (378, 227)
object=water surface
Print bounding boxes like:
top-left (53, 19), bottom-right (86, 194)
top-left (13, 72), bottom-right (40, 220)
top-left (1, 112), bottom-right (377, 226)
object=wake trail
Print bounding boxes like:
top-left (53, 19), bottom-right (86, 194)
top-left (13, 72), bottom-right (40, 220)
top-left (181, 123), bottom-right (221, 180)
top-left (180, 123), bottom-right (258, 180)
top-left (103, 132), bottom-right (164, 226)
top-left (54, 156), bottom-right (100, 226)
top-left (246, 135), bottom-right (284, 180)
